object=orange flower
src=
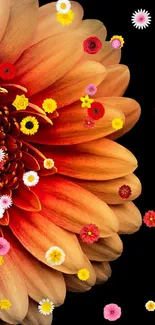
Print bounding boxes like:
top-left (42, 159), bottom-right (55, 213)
top-left (0, 1), bottom-right (142, 324)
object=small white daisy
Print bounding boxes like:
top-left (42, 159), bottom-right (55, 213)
top-left (0, 206), bottom-right (5, 219)
top-left (43, 158), bottom-right (55, 169)
top-left (45, 246), bottom-right (65, 265)
top-left (0, 195), bottom-right (13, 209)
top-left (23, 171), bottom-right (39, 187)
top-left (38, 298), bottom-right (54, 315)
top-left (131, 9), bottom-right (151, 29)
top-left (56, 0), bottom-right (71, 14)
top-left (0, 149), bottom-right (5, 162)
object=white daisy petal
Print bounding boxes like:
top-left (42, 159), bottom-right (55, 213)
top-left (0, 149), bottom-right (5, 162)
top-left (0, 206), bottom-right (5, 219)
top-left (56, 0), bottom-right (71, 14)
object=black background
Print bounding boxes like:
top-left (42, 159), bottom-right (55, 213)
top-left (39, 1), bottom-right (155, 324)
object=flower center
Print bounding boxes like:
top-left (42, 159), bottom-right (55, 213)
top-left (110, 310), bottom-right (115, 314)
top-left (88, 231), bottom-right (92, 235)
top-left (25, 121), bottom-right (34, 129)
top-left (93, 107), bottom-right (99, 114)
top-left (61, 3), bottom-right (66, 9)
top-left (89, 41), bottom-right (96, 49)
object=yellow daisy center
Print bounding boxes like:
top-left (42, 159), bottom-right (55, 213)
top-left (27, 175), bottom-right (35, 182)
top-left (77, 268), bottom-right (90, 281)
top-left (44, 158), bottom-right (54, 169)
top-left (0, 299), bottom-right (11, 310)
top-left (57, 10), bottom-right (74, 25)
top-left (112, 118), bottom-right (124, 130)
top-left (0, 256), bottom-right (4, 265)
top-left (49, 250), bottom-right (62, 263)
top-left (41, 301), bottom-right (53, 313)
top-left (61, 3), bottom-right (66, 9)
top-left (150, 217), bottom-right (153, 221)
top-left (88, 231), bottom-right (92, 235)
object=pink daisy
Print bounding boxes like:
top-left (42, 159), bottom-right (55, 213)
top-left (0, 195), bottom-right (13, 209)
top-left (103, 303), bottom-right (122, 321)
top-left (0, 237), bottom-right (10, 256)
top-left (80, 224), bottom-right (99, 244)
top-left (83, 116), bottom-right (95, 128)
top-left (85, 84), bottom-right (97, 96)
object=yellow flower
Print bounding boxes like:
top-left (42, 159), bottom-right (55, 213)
top-left (112, 118), bottom-right (124, 130)
top-left (57, 10), bottom-right (74, 25)
top-left (12, 94), bottom-right (29, 110)
top-left (42, 98), bottom-right (57, 113)
top-left (77, 268), bottom-right (90, 281)
top-left (0, 299), bottom-right (11, 310)
top-left (44, 158), bottom-right (55, 169)
top-left (20, 116), bottom-right (39, 135)
top-left (45, 246), bottom-right (65, 265)
top-left (145, 300), bottom-right (155, 311)
top-left (80, 95), bottom-right (94, 108)
top-left (0, 256), bottom-right (4, 265)
top-left (110, 35), bottom-right (124, 48)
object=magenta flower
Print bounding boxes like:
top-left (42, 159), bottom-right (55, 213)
top-left (103, 303), bottom-right (122, 321)
top-left (85, 84), bottom-right (97, 96)
top-left (0, 237), bottom-right (10, 256)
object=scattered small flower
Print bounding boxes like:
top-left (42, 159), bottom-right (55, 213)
top-left (0, 62), bottom-right (15, 80)
top-left (80, 95), bottom-right (94, 108)
top-left (57, 9), bottom-right (74, 25)
top-left (0, 299), bottom-right (11, 310)
top-left (0, 195), bottom-right (13, 210)
top-left (44, 158), bottom-right (55, 169)
top-left (110, 35), bottom-right (124, 50)
top-left (0, 207), bottom-right (5, 219)
top-left (131, 9), bottom-right (151, 29)
top-left (83, 116), bottom-right (95, 128)
top-left (118, 185), bottom-right (131, 199)
top-left (83, 36), bottom-right (102, 54)
top-left (23, 171), bottom-right (39, 187)
top-left (42, 98), bottom-right (57, 114)
top-left (77, 268), bottom-right (89, 281)
top-left (0, 149), bottom-right (5, 162)
top-left (112, 118), bottom-right (124, 130)
top-left (88, 101), bottom-right (105, 120)
top-left (38, 299), bottom-right (54, 315)
top-left (85, 84), bottom-right (97, 96)
top-left (20, 116), bottom-right (39, 135)
top-left (143, 210), bottom-right (155, 227)
top-left (12, 94), bottom-right (29, 111)
top-left (56, 0), bottom-right (71, 14)
top-left (145, 300), bottom-right (155, 311)
top-left (0, 237), bottom-right (10, 256)
top-left (45, 246), bottom-right (65, 265)
top-left (80, 224), bottom-right (100, 244)
top-left (103, 303), bottom-right (122, 321)
top-left (0, 256), bottom-right (4, 265)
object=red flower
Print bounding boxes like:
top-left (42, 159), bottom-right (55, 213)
top-left (0, 62), bottom-right (16, 80)
top-left (80, 224), bottom-right (100, 244)
top-left (118, 185), bottom-right (131, 199)
top-left (83, 36), bottom-right (102, 54)
top-left (83, 116), bottom-right (95, 128)
top-left (88, 101), bottom-right (105, 120)
top-left (143, 211), bottom-right (155, 227)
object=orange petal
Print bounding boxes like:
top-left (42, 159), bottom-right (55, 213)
top-left (110, 202), bottom-right (142, 234)
top-left (39, 137), bottom-right (137, 180)
top-left (0, 231), bottom-right (28, 323)
top-left (100, 42), bottom-right (121, 66)
top-left (9, 206), bottom-right (85, 274)
top-left (30, 1), bottom-right (84, 46)
top-left (0, 0), bottom-right (10, 42)
top-left (94, 64), bottom-right (130, 97)
top-left (21, 299), bottom-right (53, 325)
top-left (30, 60), bottom-right (107, 108)
top-left (64, 254), bottom-right (96, 292)
top-left (79, 233), bottom-right (123, 262)
top-left (75, 173), bottom-right (142, 205)
top-left (34, 99), bottom-right (125, 145)
top-left (3, 228), bottom-right (66, 306)
top-left (92, 262), bottom-right (112, 284)
top-left (14, 30), bottom-right (85, 96)
top-left (0, 210), bottom-right (9, 226)
top-left (13, 185), bottom-right (41, 212)
top-left (106, 97), bottom-right (141, 140)
top-left (33, 175), bottom-right (118, 236)
top-left (0, 0), bottom-right (38, 63)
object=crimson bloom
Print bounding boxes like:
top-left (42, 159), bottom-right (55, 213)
top-left (83, 36), bottom-right (102, 54)
top-left (143, 211), bottom-right (155, 227)
top-left (80, 224), bottom-right (100, 244)
top-left (88, 101), bottom-right (105, 120)
top-left (118, 185), bottom-right (132, 199)
top-left (0, 62), bottom-right (16, 80)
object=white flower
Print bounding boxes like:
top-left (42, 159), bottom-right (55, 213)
top-left (38, 298), bottom-right (54, 315)
top-left (131, 9), bottom-right (151, 29)
top-left (0, 149), bottom-right (5, 162)
top-left (45, 246), bottom-right (65, 265)
top-left (56, 0), bottom-right (71, 14)
top-left (23, 171), bottom-right (39, 187)
top-left (0, 195), bottom-right (13, 209)
top-left (43, 158), bottom-right (55, 169)
top-left (0, 206), bottom-right (5, 219)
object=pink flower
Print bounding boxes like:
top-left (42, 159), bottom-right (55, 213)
top-left (83, 116), bottom-right (95, 128)
top-left (85, 84), bottom-right (97, 96)
top-left (103, 303), bottom-right (122, 321)
top-left (80, 224), bottom-right (99, 244)
top-left (0, 237), bottom-right (10, 256)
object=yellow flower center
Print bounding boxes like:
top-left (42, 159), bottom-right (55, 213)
top-left (150, 217), bottom-right (153, 221)
top-left (88, 231), bottom-right (92, 235)
top-left (49, 250), bottom-right (62, 262)
top-left (0, 299), bottom-right (11, 310)
top-left (41, 301), bottom-right (52, 313)
top-left (61, 3), bottom-right (66, 9)
top-left (27, 175), bottom-right (35, 182)
top-left (44, 159), bottom-right (54, 169)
